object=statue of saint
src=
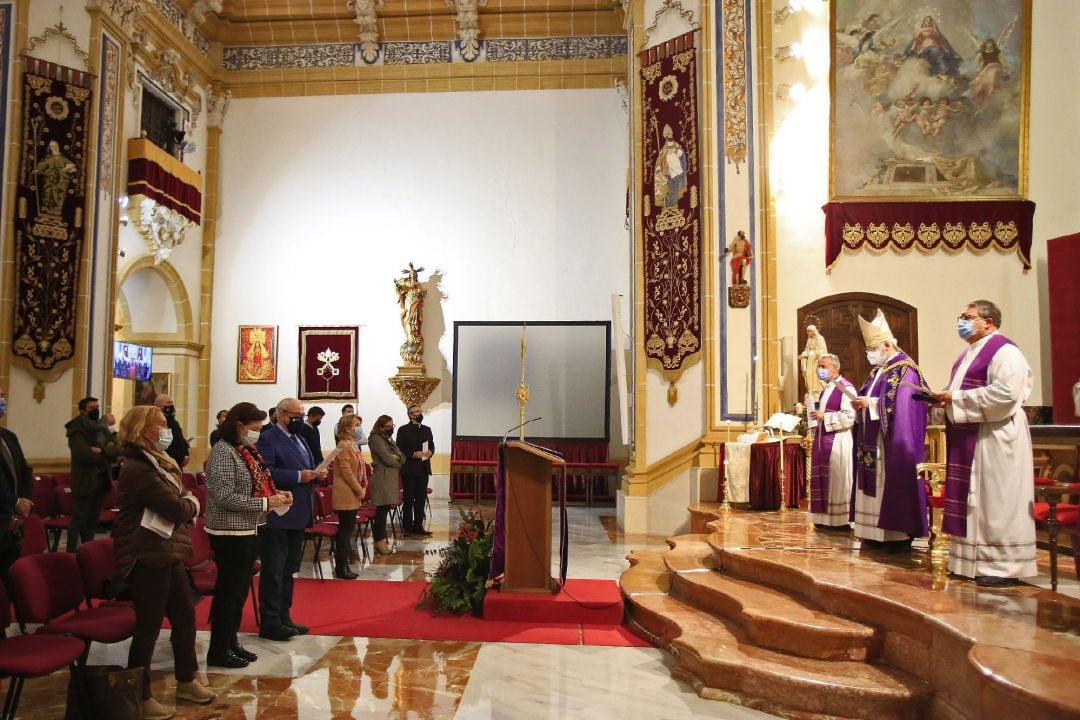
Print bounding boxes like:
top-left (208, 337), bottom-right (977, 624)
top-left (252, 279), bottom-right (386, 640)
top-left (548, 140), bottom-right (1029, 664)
top-left (799, 324), bottom-right (828, 397)
top-left (727, 230), bottom-right (752, 286)
top-left (395, 262), bottom-right (427, 367)
top-left (34, 140), bottom-right (78, 218)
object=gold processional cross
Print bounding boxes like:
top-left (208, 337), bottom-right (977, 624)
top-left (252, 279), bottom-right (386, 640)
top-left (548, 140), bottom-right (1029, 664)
top-left (515, 323), bottom-right (529, 440)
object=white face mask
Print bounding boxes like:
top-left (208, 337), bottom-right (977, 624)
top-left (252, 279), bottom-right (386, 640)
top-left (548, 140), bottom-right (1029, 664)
top-left (155, 428), bottom-right (173, 451)
top-left (242, 428), bottom-right (260, 446)
top-left (866, 347), bottom-right (886, 367)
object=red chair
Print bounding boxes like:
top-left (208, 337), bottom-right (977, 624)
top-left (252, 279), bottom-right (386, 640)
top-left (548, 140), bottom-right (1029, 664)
top-left (49, 473), bottom-right (71, 489)
top-left (190, 484), bottom-right (207, 518)
top-left (30, 476), bottom-right (55, 517)
top-left (9, 552), bottom-right (135, 648)
top-left (303, 488), bottom-right (339, 581)
top-left (98, 480), bottom-right (120, 528)
top-left (45, 486), bottom-right (75, 552)
top-left (76, 538), bottom-right (132, 609)
top-left (0, 582), bottom-right (86, 720)
top-left (1033, 480), bottom-right (1079, 591)
top-left (183, 524), bottom-right (217, 597)
top-left (181, 472), bottom-right (199, 491)
top-left (18, 514), bottom-right (47, 557)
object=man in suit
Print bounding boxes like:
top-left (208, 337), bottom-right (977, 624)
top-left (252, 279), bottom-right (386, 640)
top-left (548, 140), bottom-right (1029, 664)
top-left (396, 405), bottom-right (433, 536)
top-left (65, 396), bottom-right (120, 551)
top-left (299, 406), bottom-right (325, 465)
top-left (0, 384), bottom-right (33, 591)
top-left (256, 397), bottom-right (327, 640)
top-left (154, 394), bottom-right (190, 469)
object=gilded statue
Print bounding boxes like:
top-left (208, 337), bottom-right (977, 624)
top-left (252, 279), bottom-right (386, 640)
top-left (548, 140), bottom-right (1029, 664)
top-left (799, 324), bottom-right (828, 397)
top-left (395, 262), bottom-right (427, 367)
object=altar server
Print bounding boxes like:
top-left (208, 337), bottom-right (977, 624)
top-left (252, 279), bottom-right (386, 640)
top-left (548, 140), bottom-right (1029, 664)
top-left (808, 353), bottom-right (856, 529)
top-left (850, 310), bottom-right (929, 552)
top-left (931, 300), bottom-right (1036, 587)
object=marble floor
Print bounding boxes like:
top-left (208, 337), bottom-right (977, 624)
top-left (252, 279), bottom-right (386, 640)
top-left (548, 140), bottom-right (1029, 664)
top-left (10, 504), bottom-right (780, 720)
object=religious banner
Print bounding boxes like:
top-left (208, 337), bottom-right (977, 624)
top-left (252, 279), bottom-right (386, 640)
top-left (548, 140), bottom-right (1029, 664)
top-left (830, 0), bottom-right (1030, 200)
top-left (237, 325), bottom-right (278, 383)
top-left (12, 58), bottom-right (93, 376)
top-left (298, 326), bottom-right (358, 400)
top-left (822, 199), bottom-right (1034, 271)
top-left (640, 32), bottom-right (701, 371)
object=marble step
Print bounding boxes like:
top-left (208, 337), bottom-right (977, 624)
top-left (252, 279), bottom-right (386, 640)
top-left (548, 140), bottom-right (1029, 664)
top-left (622, 547), bottom-right (671, 595)
top-left (661, 534), bottom-right (718, 572)
top-left (669, 568), bottom-right (881, 661)
top-left (626, 593), bottom-right (930, 720)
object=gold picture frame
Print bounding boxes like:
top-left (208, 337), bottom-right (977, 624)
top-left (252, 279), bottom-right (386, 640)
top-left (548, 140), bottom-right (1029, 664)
top-left (237, 325), bottom-right (278, 384)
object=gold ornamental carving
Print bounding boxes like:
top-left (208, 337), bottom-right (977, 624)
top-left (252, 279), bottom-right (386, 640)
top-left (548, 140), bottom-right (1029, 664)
top-left (388, 262), bottom-right (440, 408)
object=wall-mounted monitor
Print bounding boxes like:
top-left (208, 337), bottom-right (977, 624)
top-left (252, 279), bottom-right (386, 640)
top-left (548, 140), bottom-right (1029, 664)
top-left (113, 341), bottom-right (153, 382)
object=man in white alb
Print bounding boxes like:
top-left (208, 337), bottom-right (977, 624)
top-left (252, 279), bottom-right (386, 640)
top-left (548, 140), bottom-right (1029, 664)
top-left (808, 353), bottom-right (855, 529)
top-left (930, 300), bottom-right (1037, 587)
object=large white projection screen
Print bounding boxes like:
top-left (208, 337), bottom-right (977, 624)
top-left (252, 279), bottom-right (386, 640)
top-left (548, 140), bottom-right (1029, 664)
top-left (453, 322), bottom-right (611, 440)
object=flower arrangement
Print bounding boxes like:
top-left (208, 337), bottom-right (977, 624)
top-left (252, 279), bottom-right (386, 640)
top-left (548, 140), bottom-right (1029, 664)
top-left (417, 507), bottom-right (498, 615)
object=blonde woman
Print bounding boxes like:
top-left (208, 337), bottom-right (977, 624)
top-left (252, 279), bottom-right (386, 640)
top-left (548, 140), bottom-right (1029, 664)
top-left (111, 405), bottom-right (215, 719)
top-left (331, 414), bottom-right (368, 578)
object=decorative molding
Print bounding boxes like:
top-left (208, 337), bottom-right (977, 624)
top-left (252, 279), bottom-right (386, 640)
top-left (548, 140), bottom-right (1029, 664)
top-left (182, 0), bottom-right (220, 50)
top-left (98, 34), bottom-right (122, 195)
top-left (222, 43), bottom-right (356, 70)
top-left (348, 0), bottom-right (385, 65)
top-left (132, 195), bottom-right (195, 264)
top-left (87, 0), bottom-right (149, 38)
top-left (642, 0), bottom-right (700, 48)
top-left (445, 0), bottom-right (488, 62)
top-left (26, 21), bottom-right (91, 69)
top-left (383, 41), bottom-right (452, 65)
top-left (206, 85), bottom-right (230, 128)
top-left (487, 35), bottom-right (627, 62)
top-left (388, 369), bottom-right (441, 409)
top-left (720, 0), bottom-right (747, 167)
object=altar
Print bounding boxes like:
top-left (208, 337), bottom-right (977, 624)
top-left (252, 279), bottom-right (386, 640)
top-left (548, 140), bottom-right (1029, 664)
top-left (716, 437), bottom-right (806, 510)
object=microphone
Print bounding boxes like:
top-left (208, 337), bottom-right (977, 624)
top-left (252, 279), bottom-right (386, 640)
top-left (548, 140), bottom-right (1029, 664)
top-left (502, 417), bottom-right (542, 444)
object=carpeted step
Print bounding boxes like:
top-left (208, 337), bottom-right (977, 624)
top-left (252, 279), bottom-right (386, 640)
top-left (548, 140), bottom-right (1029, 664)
top-left (662, 534), bottom-right (717, 572)
top-left (626, 593), bottom-right (930, 720)
top-left (483, 579), bottom-right (624, 625)
top-left (670, 568), bottom-right (881, 661)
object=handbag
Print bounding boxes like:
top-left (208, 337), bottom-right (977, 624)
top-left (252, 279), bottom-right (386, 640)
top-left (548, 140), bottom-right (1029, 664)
top-left (65, 665), bottom-right (143, 720)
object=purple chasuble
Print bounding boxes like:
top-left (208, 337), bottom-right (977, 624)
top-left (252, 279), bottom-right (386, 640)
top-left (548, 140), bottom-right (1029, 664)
top-left (810, 378), bottom-right (853, 513)
top-left (942, 334), bottom-right (1015, 537)
top-left (851, 353), bottom-right (930, 537)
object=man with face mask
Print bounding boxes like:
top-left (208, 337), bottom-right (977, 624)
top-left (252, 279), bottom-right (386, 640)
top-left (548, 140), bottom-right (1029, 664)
top-left (929, 300), bottom-right (1036, 587)
top-left (154, 394), bottom-right (190, 470)
top-left (0, 384), bottom-right (33, 588)
top-left (808, 354), bottom-right (856, 530)
top-left (397, 406), bottom-right (434, 536)
top-left (299, 406), bottom-right (325, 465)
top-left (850, 310), bottom-right (930, 552)
top-left (65, 396), bottom-right (120, 552)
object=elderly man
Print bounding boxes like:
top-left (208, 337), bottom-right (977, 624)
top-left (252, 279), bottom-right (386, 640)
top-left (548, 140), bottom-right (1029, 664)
top-left (930, 300), bottom-right (1036, 587)
top-left (808, 354), bottom-right (856, 530)
top-left (154, 394), bottom-right (190, 469)
top-left (256, 397), bottom-right (327, 640)
top-left (850, 310), bottom-right (929, 552)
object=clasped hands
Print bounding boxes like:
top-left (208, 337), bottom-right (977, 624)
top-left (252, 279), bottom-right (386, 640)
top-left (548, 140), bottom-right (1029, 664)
top-left (412, 450), bottom-right (432, 460)
top-left (299, 468), bottom-right (329, 483)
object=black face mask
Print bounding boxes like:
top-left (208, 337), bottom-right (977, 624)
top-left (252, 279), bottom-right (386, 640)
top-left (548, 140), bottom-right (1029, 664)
top-left (163, 405), bottom-right (176, 417)
top-left (312, 419), bottom-right (322, 428)
top-left (412, 414), bottom-right (424, 424)
top-left (287, 418), bottom-right (306, 435)
top-left (385, 425), bottom-right (395, 436)
top-left (88, 408), bottom-right (101, 421)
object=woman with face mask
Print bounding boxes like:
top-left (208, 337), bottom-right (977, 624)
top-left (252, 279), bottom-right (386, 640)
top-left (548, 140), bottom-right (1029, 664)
top-left (368, 415), bottom-right (405, 555)
top-left (330, 414), bottom-right (369, 577)
top-left (111, 405), bottom-right (215, 718)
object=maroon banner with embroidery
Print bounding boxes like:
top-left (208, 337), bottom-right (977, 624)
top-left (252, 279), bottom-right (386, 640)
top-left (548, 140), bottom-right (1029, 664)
top-left (12, 58), bottom-right (93, 374)
top-left (298, 326), bottom-right (358, 401)
top-left (823, 200), bottom-right (1034, 272)
top-left (640, 32), bottom-right (701, 371)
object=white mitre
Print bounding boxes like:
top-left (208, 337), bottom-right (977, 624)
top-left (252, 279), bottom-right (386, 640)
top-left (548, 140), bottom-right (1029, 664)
top-left (858, 309), bottom-right (896, 348)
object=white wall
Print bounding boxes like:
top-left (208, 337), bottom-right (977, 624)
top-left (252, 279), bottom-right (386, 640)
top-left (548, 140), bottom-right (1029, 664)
top-left (212, 89), bottom-right (630, 453)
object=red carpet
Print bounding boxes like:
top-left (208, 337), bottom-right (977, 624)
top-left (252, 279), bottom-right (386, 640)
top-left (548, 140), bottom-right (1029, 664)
top-left (195, 579), bottom-right (648, 647)
top-left (483, 579), bottom-right (625, 625)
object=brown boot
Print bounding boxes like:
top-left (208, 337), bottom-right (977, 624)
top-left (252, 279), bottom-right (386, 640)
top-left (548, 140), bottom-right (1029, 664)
top-left (375, 540), bottom-right (393, 555)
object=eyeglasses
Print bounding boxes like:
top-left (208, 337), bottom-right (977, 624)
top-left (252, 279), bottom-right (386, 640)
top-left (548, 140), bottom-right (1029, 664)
top-left (957, 314), bottom-right (981, 321)
top-left (283, 412), bottom-right (303, 420)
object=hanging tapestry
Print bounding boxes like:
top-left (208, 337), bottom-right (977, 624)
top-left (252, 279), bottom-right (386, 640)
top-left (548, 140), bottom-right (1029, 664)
top-left (13, 58), bottom-right (93, 375)
top-left (641, 32), bottom-right (700, 371)
top-left (298, 326), bottom-right (358, 400)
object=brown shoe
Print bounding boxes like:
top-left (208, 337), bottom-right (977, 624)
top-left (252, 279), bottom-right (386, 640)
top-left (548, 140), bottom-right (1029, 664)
top-left (375, 540), bottom-right (394, 555)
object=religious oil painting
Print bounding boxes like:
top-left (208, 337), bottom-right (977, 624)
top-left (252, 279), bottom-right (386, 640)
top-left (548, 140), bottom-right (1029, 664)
top-left (237, 325), bottom-right (278, 383)
top-left (135, 372), bottom-right (171, 406)
top-left (830, 0), bottom-right (1030, 200)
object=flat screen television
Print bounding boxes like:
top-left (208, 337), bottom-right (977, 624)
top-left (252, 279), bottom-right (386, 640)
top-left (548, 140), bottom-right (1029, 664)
top-left (113, 341), bottom-right (153, 382)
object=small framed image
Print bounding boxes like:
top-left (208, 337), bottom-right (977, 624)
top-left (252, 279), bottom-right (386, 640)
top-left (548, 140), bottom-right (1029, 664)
top-left (134, 372), bottom-right (171, 406)
top-left (237, 325), bottom-right (278, 384)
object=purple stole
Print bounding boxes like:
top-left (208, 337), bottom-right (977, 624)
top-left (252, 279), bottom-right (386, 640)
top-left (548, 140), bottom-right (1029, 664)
top-left (942, 333), bottom-right (1015, 537)
top-left (810, 378), bottom-right (852, 513)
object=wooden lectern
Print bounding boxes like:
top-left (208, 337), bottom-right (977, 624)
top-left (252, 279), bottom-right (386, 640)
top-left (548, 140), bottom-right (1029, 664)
top-left (501, 441), bottom-right (565, 594)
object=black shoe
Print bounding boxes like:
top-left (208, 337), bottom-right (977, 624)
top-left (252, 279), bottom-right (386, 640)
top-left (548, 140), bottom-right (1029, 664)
top-left (258, 624), bottom-right (298, 641)
top-left (334, 569), bottom-right (358, 580)
top-left (883, 539), bottom-right (914, 554)
top-left (206, 650), bottom-right (249, 668)
top-left (231, 643), bottom-right (258, 662)
top-left (283, 620), bottom-right (309, 635)
top-left (975, 576), bottom-right (1020, 588)
top-left (417, 529), bottom-right (433, 536)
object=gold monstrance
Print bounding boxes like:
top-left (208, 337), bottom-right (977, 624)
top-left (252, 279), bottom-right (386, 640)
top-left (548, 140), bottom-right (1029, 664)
top-left (516, 323), bottom-right (530, 440)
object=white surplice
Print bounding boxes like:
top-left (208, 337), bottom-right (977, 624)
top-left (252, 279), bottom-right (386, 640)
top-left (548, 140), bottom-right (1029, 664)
top-left (808, 381), bottom-right (856, 526)
top-left (945, 331), bottom-right (1038, 579)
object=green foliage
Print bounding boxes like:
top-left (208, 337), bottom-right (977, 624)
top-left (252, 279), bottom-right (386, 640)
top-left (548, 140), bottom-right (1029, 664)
top-left (417, 507), bottom-right (497, 616)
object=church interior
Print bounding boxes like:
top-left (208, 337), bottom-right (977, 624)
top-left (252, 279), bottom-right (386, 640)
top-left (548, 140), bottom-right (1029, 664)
top-left (2, 0), bottom-right (1080, 717)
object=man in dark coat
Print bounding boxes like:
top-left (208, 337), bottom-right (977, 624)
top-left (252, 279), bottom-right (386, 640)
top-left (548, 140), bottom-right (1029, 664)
top-left (154, 394), bottom-right (190, 470)
top-left (0, 384), bottom-right (34, 588)
top-left (65, 396), bottom-right (119, 552)
top-left (396, 405), bottom-right (433, 536)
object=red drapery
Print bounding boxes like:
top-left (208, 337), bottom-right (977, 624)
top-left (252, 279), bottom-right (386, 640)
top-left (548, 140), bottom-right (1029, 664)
top-left (126, 138), bottom-right (202, 224)
top-left (1048, 232), bottom-right (1080, 424)
top-left (746, 442), bottom-right (805, 510)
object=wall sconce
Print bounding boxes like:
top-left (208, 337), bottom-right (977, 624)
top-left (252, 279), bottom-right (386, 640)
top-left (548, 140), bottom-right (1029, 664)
top-left (774, 0), bottom-right (802, 26)
top-left (774, 42), bottom-right (803, 63)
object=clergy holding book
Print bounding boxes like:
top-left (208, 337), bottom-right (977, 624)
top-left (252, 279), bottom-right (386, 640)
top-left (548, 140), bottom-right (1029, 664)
top-left (808, 353), bottom-right (855, 530)
top-left (930, 300), bottom-right (1036, 588)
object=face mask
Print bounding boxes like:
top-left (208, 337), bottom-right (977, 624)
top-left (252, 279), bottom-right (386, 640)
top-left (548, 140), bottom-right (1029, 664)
top-left (957, 318), bottom-right (976, 340)
top-left (385, 425), bottom-right (395, 436)
top-left (88, 408), bottom-right (101, 421)
top-left (163, 405), bottom-right (176, 417)
top-left (866, 348), bottom-right (886, 367)
top-left (0, 397), bottom-right (7, 418)
top-left (287, 418), bottom-right (306, 435)
top-left (354, 427), bottom-right (366, 442)
top-left (312, 419), bottom-right (322, 428)
top-left (412, 413), bottom-right (424, 424)
top-left (155, 428), bottom-right (173, 451)
top-left (242, 429), bottom-right (260, 446)
top-left (816, 368), bottom-right (831, 381)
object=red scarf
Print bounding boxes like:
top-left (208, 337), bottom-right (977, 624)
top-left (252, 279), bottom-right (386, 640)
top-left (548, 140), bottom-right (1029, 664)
top-left (237, 443), bottom-right (276, 498)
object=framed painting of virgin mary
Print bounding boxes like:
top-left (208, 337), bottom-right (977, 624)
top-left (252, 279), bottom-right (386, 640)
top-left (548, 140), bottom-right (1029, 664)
top-left (237, 325), bottom-right (278, 383)
top-left (830, 0), bottom-right (1030, 200)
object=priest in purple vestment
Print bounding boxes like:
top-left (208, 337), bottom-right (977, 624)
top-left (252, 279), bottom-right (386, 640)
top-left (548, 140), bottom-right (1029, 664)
top-left (809, 353), bottom-right (855, 530)
top-left (850, 310), bottom-right (929, 552)
top-left (930, 300), bottom-right (1036, 588)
